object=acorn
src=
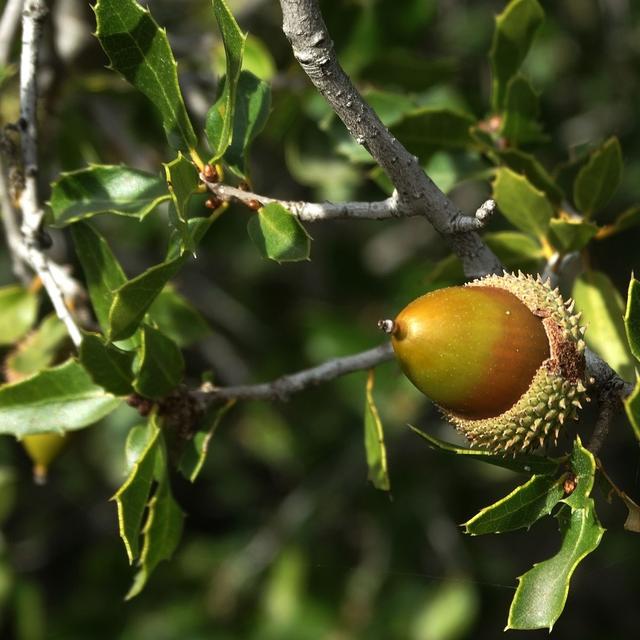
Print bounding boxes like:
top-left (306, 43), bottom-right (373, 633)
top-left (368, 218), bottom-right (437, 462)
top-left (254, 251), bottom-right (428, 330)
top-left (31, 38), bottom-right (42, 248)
top-left (381, 272), bottom-right (587, 454)
top-left (21, 432), bottom-right (68, 484)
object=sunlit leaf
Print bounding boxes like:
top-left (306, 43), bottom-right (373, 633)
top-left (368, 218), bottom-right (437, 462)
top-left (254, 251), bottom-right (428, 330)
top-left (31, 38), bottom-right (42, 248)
top-left (363, 370), bottom-right (390, 491)
top-left (80, 333), bottom-right (135, 396)
top-left (624, 377), bottom-right (640, 441)
top-left (547, 218), bottom-right (598, 253)
top-left (163, 153), bottom-right (199, 252)
top-left (0, 285), bottom-right (38, 346)
top-left (624, 276), bottom-right (640, 362)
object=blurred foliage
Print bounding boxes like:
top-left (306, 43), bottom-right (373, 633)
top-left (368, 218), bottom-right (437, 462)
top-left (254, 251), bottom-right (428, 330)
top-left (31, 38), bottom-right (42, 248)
top-left (1, 0), bottom-right (640, 638)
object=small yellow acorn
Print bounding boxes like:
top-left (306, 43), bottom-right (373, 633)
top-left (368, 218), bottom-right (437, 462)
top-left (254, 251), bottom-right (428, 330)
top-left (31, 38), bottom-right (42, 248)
top-left (382, 272), bottom-right (587, 454)
top-left (21, 433), bottom-right (68, 484)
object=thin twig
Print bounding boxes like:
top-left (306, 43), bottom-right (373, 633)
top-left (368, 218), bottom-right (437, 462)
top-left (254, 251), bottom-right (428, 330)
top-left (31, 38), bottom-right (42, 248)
top-left (195, 342), bottom-right (393, 404)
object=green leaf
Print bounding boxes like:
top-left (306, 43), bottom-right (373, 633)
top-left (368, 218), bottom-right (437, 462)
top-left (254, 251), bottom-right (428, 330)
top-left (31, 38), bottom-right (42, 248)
top-left (71, 222), bottom-right (127, 332)
top-left (179, 399), bottom-right (235, 482)
top-left (223, 70), bottom-right (271, 178)
top-left (79, 333), bottom-right (135, 396)
top-left (562, 437), bottom-right (596, 510)
top-left (108, 257), bottom-right (185, 342)
top-left (507, 502), bottom-right (604, 630)
top-left (500, 75), bottom-right (545, 146)
top-left (163, 153), bottom-right (198, 252)
top-left (94, 0), bottom-right (196, 151)
top-left (205, 0), bottom-right (247, 161)
top-left (547, 218), bottom-right (599, 253)
top-left (484, 231), bottom-right (544, 272)
top-left (133, 325), bottom-right (184, 400)
top-left (464, 474), bottom-right (565, 536)
top-left (112, 418), bottom-right (160, 564)
top-left (363, 371), bottom-right (390, 491)
top-left (390, 108), bottom-right (475, 158)
top-left (572, 270), bottom-right (635, 381)
top-left (0, 360), bottom-right (121, 436)
top-left (492, 167), bottom-right (554, 236)
top-left (408, 426), bottom-right (560, 475)
top-left (573, 137), bottom-right (622, 217)
top-left (247, 203), bottom-right (311, 263)
top-left (0, 285), bottom-right (38, 346)
top-left (166, 215), bottom-right (216, 262)
top-left (610, 206), bottom-right (640, 234)
top-left (490, 0), bottom-right (544, 110)
top-left (48, 165), bottom-right (169, 227)
top-left (4, 315), bottom-right (68, 380)
top-left (147, 287), bottom-right (211, 348)
top-left (624, 276), bottom-right (640, 362)
top-left (624, 377), bottom-right (640, 441)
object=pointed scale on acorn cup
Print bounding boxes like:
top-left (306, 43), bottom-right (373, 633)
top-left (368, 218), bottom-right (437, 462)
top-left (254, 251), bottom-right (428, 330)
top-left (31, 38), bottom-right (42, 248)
top-left (380, 272), bottom-right (588, 455)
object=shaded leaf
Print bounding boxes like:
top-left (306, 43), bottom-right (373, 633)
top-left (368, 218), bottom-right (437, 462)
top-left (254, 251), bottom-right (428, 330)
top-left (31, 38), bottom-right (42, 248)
top-left (484, 231), bottom-right (544, 272)
top-left (624, 276), bottom-right (640, 362)
top-left (247, 203), bottom-right (311, 263)
top-left (548, 218), bottom-right (598, 253)
top-left (133, 325), bottom-right (184, 399)
top-left (574, 137), bottom-right (622, 217)
top-left (500, 75), bottom-right (545, 146)
top-left (94, 0), bottom-right (196, 151)
top-left (363, 370), bottom-right (390, 491)
top-left (0, 360), bottom-right (120, 436)
top-left (572, 270), bottom-right (635, 381)
top-left (79, 333), bottom-right (135, 396)
top-left (163, 153), bottom-right (198, 252)
top-left (0, 285), bottom-right (38, 346)
top-left (48, 165), bottom-right (169, 227)
top-left (610, 206), bottom-right (640, 234)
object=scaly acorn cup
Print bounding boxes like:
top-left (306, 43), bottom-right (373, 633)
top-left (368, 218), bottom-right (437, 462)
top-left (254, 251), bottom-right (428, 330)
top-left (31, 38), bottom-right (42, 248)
top-left (381, 272), bottom-right (588, 454)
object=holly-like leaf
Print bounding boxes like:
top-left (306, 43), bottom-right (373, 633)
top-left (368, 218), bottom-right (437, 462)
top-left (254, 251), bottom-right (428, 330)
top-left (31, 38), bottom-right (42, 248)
top-left (247, 203), bottom-right (311, 263)
top-left (79, 333), bottom-right (135, 396)
top-left (500, 75), bottom-right (545, 146)
top-left (363, 370), bottom-right (390, 491)
top-left (547, 218), bottom-right (599, 253)
top-left (562, 437), bottom-right (596, 510)
top-left (132, 325), bottom-right (184, 400)
top-left (71, 222), bottom-right (127, 333)
top-left (507, 502), bottom-right (604, 631)
top-left (408, 426), bottom-right (560, 475)
top-left (492, 167), bottom-right (554, 237)
top-left (163, 153), bottom-right (198, 253)
top-left (390, 108), bottom-right (475, 158)
top-left (48, 165), bottom-right (169, 227)
top-left (624, 276), bottom-right (640, 362)
top-left (490, 0), bottom-right (544, 110)
top-left (94, 0), bottom-right (196, 152)
top-left (464, 474), bottom-right (565, 536)
top-left (574, 137), bottom-right (622, 217)
top-left (624, 377), bottom-right (640, 441)
top-left (112, 419), bottom-right (160, 564)
top-left (0, 360), bottom-right (120, 436)
top-left (484, 231), bottom-right (544, 273)
top-left (572, 270), bottom-right (635, 382)
top-left (205, 0), bottom-right (247, 161)
top-left (0, 285), bottom-right (38, 346)
top-left (179, 399), bottom-right (235, 482)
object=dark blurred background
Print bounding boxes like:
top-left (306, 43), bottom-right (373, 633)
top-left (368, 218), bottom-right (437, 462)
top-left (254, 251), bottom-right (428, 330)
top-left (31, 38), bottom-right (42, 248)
top-left (1, 0), bottom-right (640, 638)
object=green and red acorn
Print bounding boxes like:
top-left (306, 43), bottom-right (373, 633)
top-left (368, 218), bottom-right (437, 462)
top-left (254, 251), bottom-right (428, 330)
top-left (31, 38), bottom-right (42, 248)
top-left (382, 272), bottom-right (588, 454)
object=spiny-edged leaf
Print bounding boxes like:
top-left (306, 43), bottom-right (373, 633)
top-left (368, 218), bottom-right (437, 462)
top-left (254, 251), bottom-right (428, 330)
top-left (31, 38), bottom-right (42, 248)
top-left (495, 148), bottom-right (563, 205)
top-left (363, 370), bottom-right (390, 491)
top-left (572, 270), bottom-right (635, 382)
top-left (108, 256), bottom-right (185, 342)
top-left (464, 474), bottom-right (565, 535)
top-left (0, 360), bottom-right (121, 436)
top-left (179, 399), bottom-right (235, 482)
top-left (492, 167), bottom-right (554, 236)
top-left (574, 137), bottom-right (622, 217)
top-left (0, 285), bottom-right (38, 346)
top-left (247, 203), bottom-right (311, 263)
top-left (79, 333), bottom-right (135, 396)
top-left (562, 436), bottom-right (596, 510)
top-left (147, 287), bottom-right (211, 348)
top-left (223, 70), bottom-right (271, 177)
top-left (205, 0), bottom-right (247, 161)
top-left (163, 153), bottom-right (198, 253)
top-left (71, 222), bottom-right (127, 332)
top-left (4, 315), bottom-right (68, 383)
top-left (490, 0), bottom-right (544, 110)
top-left (408, 426), bottom-right (560, 475)
top-left (48, 165), bottom-right (169, 227)
top-left (166, 215), bottom-right (217, 261)
top-left (506, 502), bottom-right (604, 631)
top-left (500, 75), bottom-right (545, 146)
top-left (126, 461), bottom-right (184, 599)
top-left (133, 325), bottom-right (184, 399)
top-left (112, 418), bottom-right (160, 564)
top-left (390, 108), bottom-right (475, 158)
top-left (484, 231), bottom-right (544, 272)
top-left (547, 218), bottom-right (598, 253)
top-left (624, 276), bottom-right (640, 362)
top-left (94, 0), bottom-right (196, 151)
top-left (624, 377), bottom-right (640, 441)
